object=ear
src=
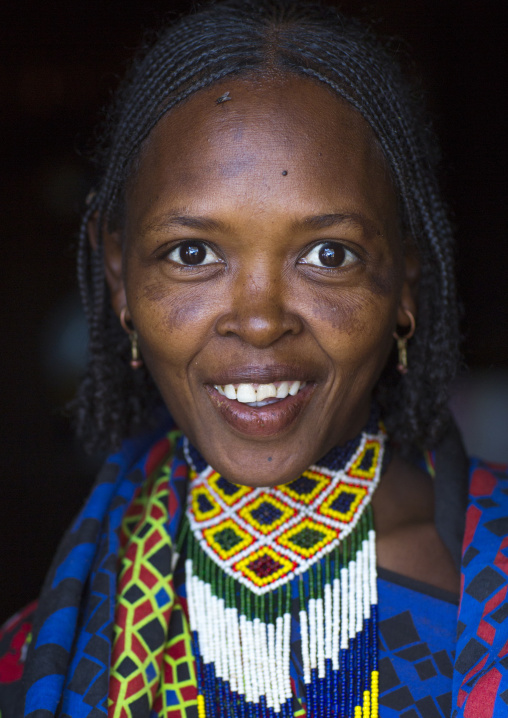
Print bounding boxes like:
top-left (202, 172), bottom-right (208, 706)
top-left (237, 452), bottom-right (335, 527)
top-left (88, 213), bottom-right (126, 318)
top-left (396, 244), bottom-right (420, 328)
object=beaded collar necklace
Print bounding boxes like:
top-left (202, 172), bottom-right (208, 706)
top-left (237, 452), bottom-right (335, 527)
top-left (182, 414), bottom-right (387, 718)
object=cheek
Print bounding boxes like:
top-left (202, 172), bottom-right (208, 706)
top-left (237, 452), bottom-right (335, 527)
top-left (142, 280), bottom-right (211, 330)
top-left (309, 287), bottom-right (397, 365)
top-left (311, 291), bottom-right (367, 332)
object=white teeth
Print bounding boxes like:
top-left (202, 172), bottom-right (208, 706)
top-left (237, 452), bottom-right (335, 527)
top-left (276, 381), bottom-right (289, 398)
top-left (236, 384), bottom-right (257, 403)
top-left (289, 380), bottom-right (301, 396)
top-left (214, 380), bottom-right (307, 403)
top-left (256, 383), bottom-right (277, 402)
top-left (224, 384), bottom-right (237, 400)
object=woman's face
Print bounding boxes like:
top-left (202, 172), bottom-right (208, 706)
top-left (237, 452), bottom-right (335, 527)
top-left (103, 75), bottom-right (416, 487)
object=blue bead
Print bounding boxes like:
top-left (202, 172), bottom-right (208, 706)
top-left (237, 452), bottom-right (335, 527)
top-left (311, 666), bottom-right (318, 715)
top-left (325, 658), bottom-right (332, 714)
top-left (356, 634), bottom-right (362, 708)
top-left (339, 648), bottom-right (347, 718)
top-left (306, 681), bottom-right (313, 717)
top-left (224, 679), bottom-right (233, 717)
top-left (282, 697), bottom-right (293, 717)
top-left (238, 692), bottom-right (247, 718)
top-left (372, 604), bottom-right (379, 672)
top-left (332, 668), bottom-right (339, 717)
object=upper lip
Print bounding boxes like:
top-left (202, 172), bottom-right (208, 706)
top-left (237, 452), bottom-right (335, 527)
top-left (204, 363), bottom-right (317, 386)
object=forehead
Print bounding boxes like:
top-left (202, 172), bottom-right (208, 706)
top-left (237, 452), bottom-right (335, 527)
top-left (128, 74), bottom-right (398, 231)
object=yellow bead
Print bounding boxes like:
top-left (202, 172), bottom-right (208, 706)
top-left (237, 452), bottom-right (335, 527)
top-left (363, 690), bottom-right (371, 718)
top-left (197, 694), bottom-right (206, 718)
top-left (355, 707), bottom-right (362, 718)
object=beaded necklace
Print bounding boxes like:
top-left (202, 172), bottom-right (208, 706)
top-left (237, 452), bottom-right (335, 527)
top-left (182, 417), bottom-right (387, 718)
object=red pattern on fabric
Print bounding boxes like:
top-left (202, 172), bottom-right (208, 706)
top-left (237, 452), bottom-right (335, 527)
top-left (145, 529), bottom-right (163, 552)
top-left (126, 672), bottom-right (145, 697)
top-left (458, 688), bottom-right (467, 708)
top-left (180, 684), bottom-right (198, 701)
top-left (463, 667), bottom-right (502, 718)
top-left (144, 435), bottom-right (172, 477)
top-left (139, 564), bottom-right (159, 588)
top-left (170, 638), bottom-right (187, 660)
top-left (499, 636), bottom-right (508, 658)
top-left (477, 620), bottom-right (496, 645)
top-left (494, 549), bottom-right (508, 575)
top-left (482, 585), bottom-right (507, 617)
top-left (462, 505), bottom-right (481, 551)
top-left (109, 675), bottom-right (121, 702)
top-left (0, 620), bottom-right (31, 683)
top-left (469, 468), bottom-right (497, 497)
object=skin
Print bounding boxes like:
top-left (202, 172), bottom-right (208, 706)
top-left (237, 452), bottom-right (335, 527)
top-left (99, 74), bottom-right (459, 593)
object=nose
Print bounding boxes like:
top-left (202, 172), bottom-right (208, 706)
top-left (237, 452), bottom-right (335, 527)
top-left (215, 270), bottom-right (303, 348)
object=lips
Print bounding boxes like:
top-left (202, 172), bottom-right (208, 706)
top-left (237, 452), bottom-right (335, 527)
top-left (204, 378), bottom-right (315, 438)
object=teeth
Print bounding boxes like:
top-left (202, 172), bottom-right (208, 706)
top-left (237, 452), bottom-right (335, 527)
top-left (256, 383), bottom-right (277, 401)
top-left (213, 380), bottom-right (306, 404)
top-left (224, 384), bottom-right (237, 400)
top-left (237, 384), bottom-right (257, 403)
top-left (276, 381), bottom-right (289, 398)
top-left (289, 380), bottom-right (301, 396)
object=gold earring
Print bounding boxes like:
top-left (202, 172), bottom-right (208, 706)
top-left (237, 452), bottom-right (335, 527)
top-left (393, 309), bottom-right (416, 374)
top-left (120, 307), bottom-right (143, 369)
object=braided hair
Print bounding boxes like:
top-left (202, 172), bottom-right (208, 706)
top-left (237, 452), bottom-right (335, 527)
top-left (75, 0), bottom-right (460, 454)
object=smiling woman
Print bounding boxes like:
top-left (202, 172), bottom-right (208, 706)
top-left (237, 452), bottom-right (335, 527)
top-left (1, 1), bottom-right (506, 717)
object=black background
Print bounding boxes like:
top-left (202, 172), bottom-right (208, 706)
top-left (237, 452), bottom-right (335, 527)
top-left (1, 0), bottom-right (507, 623)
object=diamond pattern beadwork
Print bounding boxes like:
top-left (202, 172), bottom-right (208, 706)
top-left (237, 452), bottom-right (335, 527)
top-left (187, 427), bottom-right (386, 594)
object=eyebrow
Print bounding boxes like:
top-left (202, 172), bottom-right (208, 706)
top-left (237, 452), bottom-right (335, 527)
top-left (298, 212), bottom-right (376, 235)
top-left (141, 213), bottom-right (226, 236)
top-left (141, 211), bottom-right (376, 237)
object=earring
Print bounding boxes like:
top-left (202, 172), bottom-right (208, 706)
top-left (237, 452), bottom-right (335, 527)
top-left (120, 307), bottom-right (143, 369)
top-left (393, 309), bottom-right (416, 375)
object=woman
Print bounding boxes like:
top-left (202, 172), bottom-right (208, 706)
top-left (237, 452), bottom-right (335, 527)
top-left (1, 1), bottom-right (506, 716)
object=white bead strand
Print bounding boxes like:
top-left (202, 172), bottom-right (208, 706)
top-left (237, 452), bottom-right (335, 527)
top-left (283, 610), bottom-right (292, 702)
top-left (324, 582), bottom-right (333, 663)
top-left (348, 559), bottom-right (356, 643)
top-left (239, 614), bottom-right (252, 705)
top-left (275, 615), bottom-right (285, 709)
top-left (332, 577), bottom-right (341, 671)
top-left (340, 565), bottom-right (349, 651)
top-left (308, 597), bottom-right (317, 671)
top-left (300, 608), bottom-right (311, 686)
top-left (316, 597), bottom-right (325, 680)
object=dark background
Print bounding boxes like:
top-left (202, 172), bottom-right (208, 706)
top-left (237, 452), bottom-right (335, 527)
top-left (1, 0), bottom-right (507, 624)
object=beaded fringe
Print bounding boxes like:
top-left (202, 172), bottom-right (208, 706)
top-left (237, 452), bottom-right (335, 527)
top-left (184, 507), bottom-right (378, 718)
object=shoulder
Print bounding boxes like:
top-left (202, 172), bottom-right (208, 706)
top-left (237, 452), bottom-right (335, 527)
top-left (0, 602), bottom-right (36, 715)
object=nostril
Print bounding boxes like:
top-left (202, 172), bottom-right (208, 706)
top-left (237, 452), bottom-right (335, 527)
top-left (215, 311), bottom-right (303, 346)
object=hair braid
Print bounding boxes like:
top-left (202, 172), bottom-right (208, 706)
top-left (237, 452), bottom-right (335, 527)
top-left (74, 0), bottom-right (460, 454)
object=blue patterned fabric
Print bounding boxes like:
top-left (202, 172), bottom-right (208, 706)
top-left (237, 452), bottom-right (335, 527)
top-left (377, 571), bottom-right (458, 717)
top-left (451, 459), bottom-right (508, 717)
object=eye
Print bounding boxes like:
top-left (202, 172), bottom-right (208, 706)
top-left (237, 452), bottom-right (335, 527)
top-left (167, 240), bottom-right (221, 266)
top-left (299, 241), bottom-right (357, 268)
